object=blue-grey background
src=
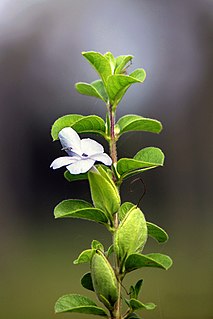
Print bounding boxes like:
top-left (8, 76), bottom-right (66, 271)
top-left (0, 1), bottom-right (212, 318)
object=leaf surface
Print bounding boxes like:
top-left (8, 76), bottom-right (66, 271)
top-left (147, 222), bottom-right (169, 243)
top-left (116, 115), bottom-right (162, 135)
top-left (82, 51), bottom-right (112, 85)
top-left (64, 170), bottom-right (88, 182)
top-left (107, 69), bottom-right (146, 105)
top-left (117, 147), bottom-right (164, 179)
top-left (81, 272), bottom-right (94, 292)
top-left (55, 294), bottom-right (107, 316)
top-left (51, 114), bottom-right (83, 140)
top-left (118, 202), bottom-right (135, 221)
top-left (54, 199), bottom-right (109, 224)
top-left (114, 207), bottom-right (147, 266)
top-left (88, 171), bottom-right (120, 219)
top-left (125, 253), bottom-right (173, 273)
top-left (115, 55), bottom-right (133, 74)
top-left (51, 114), bottom-right (106, 140)
top-left (73, 249), bottom-right (94, 265)
top-left (129, 299), bottom-right (156, 311)
top-left (75, 82), bottom-right (107, 102)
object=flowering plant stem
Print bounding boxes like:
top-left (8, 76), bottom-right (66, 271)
top-left (108, 105), bottom-right (121, 319)
top-left (50, 51), bottom-right (173, 319)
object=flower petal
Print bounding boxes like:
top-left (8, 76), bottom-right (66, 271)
top-left (90, 153), bottom-right (112, 166)
top-left (59, 127), bottom-right (82, 155)
top-left (50, 156), bottom-right (79, 169)
top-left (66, 159), bottom-right (95, 174)
top-left (81, 138), bottom-right (104, 156)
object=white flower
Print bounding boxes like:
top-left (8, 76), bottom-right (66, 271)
top-left (50, 127), bottom-right (112, 174)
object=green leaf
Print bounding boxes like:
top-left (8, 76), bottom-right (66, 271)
top-left (114, 206), bottom-right (147, 268)
top-left (104, 52), bottom-right (116, 73)
top-left (97, 165), bottom-right (117, 195)
top-left (126, 312), bottom-right (141, 319)
top-left (117, 147), bottom-right (165, 180)
top-left (118, 202), bottom-right (134, 221)
top-left (107, 68), bottom-right (146, 106)
top-left (54, 199), bottom-right (109, 225)
top-left (147, 222), bottom-right (169, 243)
top-left (125, 253), bottom-right (173, 273)
top-left (116, 115), bottom-right (162, 136)
top-left (82, 51), bottom-right (112, 86)
top-left (129, 68), bottom-right (146, 81)
top-left (88, 170), bottom-right (120, 219)
top-left (106, 244), bottom-right (114, 257)
top-left (55, 294), bottom-right (107, 316)
top-left (51, 114), bottom-right (83, 140)
top-left (134, 147), bottom-right (165, 163)
top-left (64, 170), bottom-right (88, 182)
top-left (129, 279), bottom-right (143, 299)
top-left (91, 80), bottom-right (108, 102)
top-left (51, 114), bottom-right (106, 140)
top-left (129, 299), bottom-right (156, 311)
top-left (91, 251), bottom-right (118, 309)
top-left (73, 249), bottom-right (94, 265)
top-left (134, 279), bottom-right (143, 299)
top-left (81, 272), bottom-right (94, 292)
top-left (75, 82), bottom-right (107, 102)
top-left (71, 115), bottom-right (106, 136)
top-left (115, 55), bottom-right (133, 74)
top-left (91, 239), bottom-right (104, 251)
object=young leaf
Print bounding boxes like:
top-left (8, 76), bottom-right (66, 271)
top-left (117, 147), bottom-right (165, 180)
top-left (134, 279), bottom-right (143, 299)
top-left (116, 115), bottom-right (162, 136)
top-left (82, 51), bottom-right (112, 86)
top-left (118, 202), bottom-right (135, 221)
top-left (125, 253), bottom-right (173, 273)
top-left (104, 52), bottom-right (116, 73)
top-left (64, 170), bottom-right (88, 182)
top-left (129, 279), bottom-right (143, 299)
top-left (106, 69), bottom-right (146, 106)
top-left (91, 80), bottom-right (108, 102)
top-left (129, 299), bottom-right (156, 311)
top-left (97, 165), bottom-right (117, 194)
top-left (91, 251), bottom-right (118, 310)
top-left (54, 199), bottom-right (109, 224)
top-left (147, 222), bottom-right (169, 243)
top-left (114, 206), bottom-right (147, 268)
top-left (81, 272), bottom-right (94, 292)
top-left (51, 114), bottom-right (106, 140)
top-left (115, 55), bottom-right (133, 74)
top-left (51, 114), bottom-right (83, 140)
top-left (75, 82), bottom-right (107, 102)
top-left (73, 249), bottom-right (94, 265)
top-left (55, 293), bottom-right (107, 316)
top-left (91, 239), bottom-right (104, 251)
top-left (88, 170), bottom-right (120, 219)
top-left (126, 312), bottom-right (141, 319)
top-left (106, 244), bottom-right (114, 257)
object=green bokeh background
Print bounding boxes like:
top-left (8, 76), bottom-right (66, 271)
top-left (0, 1), bottom-right (212, 318)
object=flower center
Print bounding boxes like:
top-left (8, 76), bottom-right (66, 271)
top-left (82, 153), bottom-right (88, 157)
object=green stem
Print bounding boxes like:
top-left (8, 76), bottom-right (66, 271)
top-left (108, 103), bottom-right (122, 319)
top-left (109, 105), bottom-right (117, 167)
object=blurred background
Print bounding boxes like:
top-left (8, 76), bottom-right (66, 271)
top-left (0, 0), bottom-right (212, 318)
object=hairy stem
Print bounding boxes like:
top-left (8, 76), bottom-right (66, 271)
top-left (109, 105), bottom-right (117, 166)
top-left (108, 104), bottom-right (122, 319)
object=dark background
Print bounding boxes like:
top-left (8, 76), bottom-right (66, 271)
top-left (0, 1), bottom-right (212, 318)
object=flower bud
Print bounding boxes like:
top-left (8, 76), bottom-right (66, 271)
top-left (91, 250), bottom-right (118, 309)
